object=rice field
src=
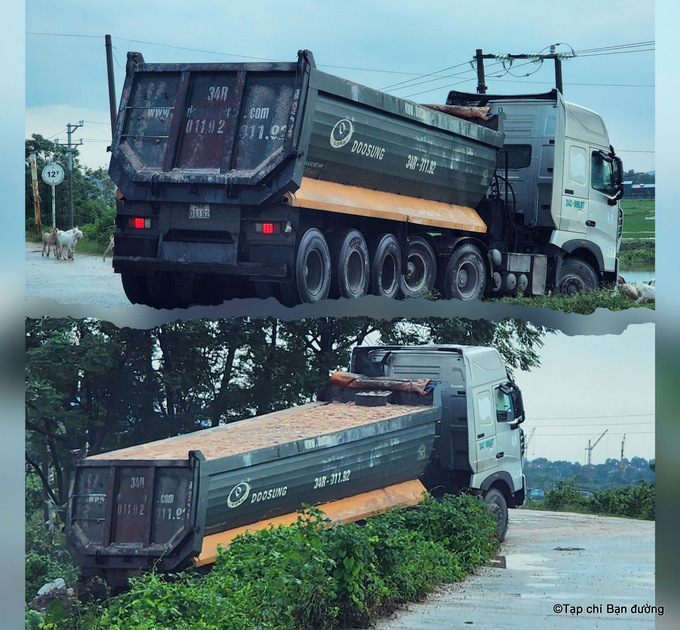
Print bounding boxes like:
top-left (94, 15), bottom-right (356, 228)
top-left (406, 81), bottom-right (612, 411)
top-left (621, 198), bottom-right (655, 240)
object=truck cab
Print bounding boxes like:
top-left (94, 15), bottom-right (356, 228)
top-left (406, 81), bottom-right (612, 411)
top-left (448, 90), bottom-right (624, 293)
top-left (351, 344), bottom-right (526, 538)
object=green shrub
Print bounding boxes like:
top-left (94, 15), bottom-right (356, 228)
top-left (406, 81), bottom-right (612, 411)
top-left (589, 482), bottom-right (655, 520)
top-left (534, 479), bottom-right (654, 521)
top-left (542, 479), bottom-right (588, 513)
top-left (45, 495), bottom-right (497, 630)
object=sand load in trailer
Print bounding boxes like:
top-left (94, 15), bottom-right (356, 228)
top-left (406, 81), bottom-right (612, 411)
top-left (67, 379), bottom-right (439, 588)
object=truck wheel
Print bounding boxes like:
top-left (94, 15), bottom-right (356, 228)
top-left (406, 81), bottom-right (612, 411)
top-left (120, 273), bottom-right (152, 306)
top-left (557, 258), bottom-right (598, 295)
top-left (172, 272), bottom-right (196, 307)
top-left (369, 233), bottom-right (401, 298)
top-left (281, 228), bottom-right (331, 304)
top-left (146, 271), bottom-right (177, 309)
top-left (253, 281), bottom-right (278, 300)
top-left (441, 243), bottom-right (487, 301)
top-left (483, 488), bottom-right (509, 542)
top-left (399, 236), bottom-right (436, 299)
top-left (331, 229), bottom-right (370, 299)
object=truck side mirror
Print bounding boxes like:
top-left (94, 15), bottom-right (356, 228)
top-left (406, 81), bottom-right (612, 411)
top-left (509, 385), bottom-right (525, 425)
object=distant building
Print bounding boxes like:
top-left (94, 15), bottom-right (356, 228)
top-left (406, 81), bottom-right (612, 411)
top-left (631, 183), bottom-right (655, 199)
top-left (623, 180), bottom-right (634, 197)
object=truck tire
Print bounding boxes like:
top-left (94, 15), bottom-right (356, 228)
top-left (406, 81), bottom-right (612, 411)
top-left (483, 488), bottom-right (509, 542)
top-left (440, 243), bottom-right (488, 301)
top-left (253, 281), bottom-right (278, 300)
top-left (330, 229), bottom-right (370, 299)
top-left (280, 228), bottom-right (331, 305)
top-left (557, 258), bottom-right (598, 295)
top-left (399, 236), bottom-right (436, 299)
top-left (369, 233), bottom-right (401, 298)
top-left (121, 273), bottom-right (152, 306)
top-left (172, 272), bottom-right (196, 307)
top-left (440, 243), bottom-right (487, 301)
top-left (146, 271), bottom-right (177, 309)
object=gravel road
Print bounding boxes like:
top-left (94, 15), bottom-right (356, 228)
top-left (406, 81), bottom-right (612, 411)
top-left (369, 509), bottom-right (656, 630)
top-left (25, 241), bottom-right (130, 308)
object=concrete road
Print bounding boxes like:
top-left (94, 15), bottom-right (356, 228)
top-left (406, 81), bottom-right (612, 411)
top-left (25, 241), bottom-right (130, 308)
top-left (370, 509), bottom-right (656, 630)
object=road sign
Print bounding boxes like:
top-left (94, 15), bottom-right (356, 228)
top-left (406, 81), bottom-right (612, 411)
top-left (42, 163), bottom-right (65, 186)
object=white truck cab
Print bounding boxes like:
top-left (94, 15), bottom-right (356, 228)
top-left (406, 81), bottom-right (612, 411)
top-left (351, 344), bottom-right (526, 540)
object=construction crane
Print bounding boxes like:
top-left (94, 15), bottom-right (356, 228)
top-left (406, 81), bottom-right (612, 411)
top-left (524, 427), bottom-right (536, 459)
top-left (585, 429), bottom-right (608, 466)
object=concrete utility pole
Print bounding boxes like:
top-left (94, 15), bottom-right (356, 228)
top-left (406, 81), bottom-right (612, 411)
top-left (105, 34), bottom-right (118, 136)
top-left (29, 153), bottom-right (42, 233)
top-left (56, 121), bottom-right (84, 228)
top-left (619, 434), bottom-right (626, 477)
top-left (474, 47), bottom-right (574, 95)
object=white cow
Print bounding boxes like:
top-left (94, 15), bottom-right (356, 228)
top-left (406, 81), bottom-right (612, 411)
top-left (41, 227), bottom-right (59, 257)
top-left (57, 227), bottom-right (84, 260)
top-left (102, 235), bottom-right (114, 261)
top-left (636, 280), bottom-right (655, 304)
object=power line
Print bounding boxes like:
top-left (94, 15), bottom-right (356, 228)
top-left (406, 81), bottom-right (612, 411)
top-left (485, 79), bottom-right (654, 88)
top-left (576, 49), bottom-right (654, 58)
top-left (26, 32), bottom-right (100, 39)
top-left (380, 61), bottom-right (474, 91)
top-left (533, 430), bottom-right (654, 436)
top-left (531, 412), bottom-right (654, 420)
top-left (530, 420), bottom-right (655, 427)
top-left (574, 41), bottom-right (654, 53)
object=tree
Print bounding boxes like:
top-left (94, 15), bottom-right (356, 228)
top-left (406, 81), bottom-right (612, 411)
top-left (25, 134), bottom-right (116, 238)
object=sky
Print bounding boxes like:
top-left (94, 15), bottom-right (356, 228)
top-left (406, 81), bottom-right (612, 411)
top-left (511, 324), bottom-right (655, 466)
top-left (25, 0), bottom-right (655, 173)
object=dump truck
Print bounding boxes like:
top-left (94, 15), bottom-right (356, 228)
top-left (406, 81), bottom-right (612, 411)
top-left (66, 344), bottom-right (526, 590)
top-left (108, 49), bottom-right (623, 308)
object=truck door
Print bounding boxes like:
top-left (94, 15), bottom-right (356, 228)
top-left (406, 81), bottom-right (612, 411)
top-left (471, 388), bottom-right (498, 474)
top-left (492, 386), bottom-right (523, 486)
top-left (586, 148), bottom-right (621, 267)
top-left (559, 143), bottom-right (589, 234)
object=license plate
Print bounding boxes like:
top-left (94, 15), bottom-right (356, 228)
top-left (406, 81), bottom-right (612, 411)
top-left (189, 204), bottom-right (210, 219)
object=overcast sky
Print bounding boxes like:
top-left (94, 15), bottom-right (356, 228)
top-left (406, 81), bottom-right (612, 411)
top-left (25, 0), bottom-right (654, 172)
top-left (511, 324), bottom-right (654, 466)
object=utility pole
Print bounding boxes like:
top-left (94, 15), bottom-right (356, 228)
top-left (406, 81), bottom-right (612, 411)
top-left (619, 434), bottom-right (626, 478)
top-left (473, 47), bottom-right (574, 95)
top-left (29, 153), bottom-right (42, 233)
top-left (585, 429), bottom-right (608, 467)
top-left (56, 121), bottom-right (84, 228)
top-left (105, 34), bottom-right (118, 136)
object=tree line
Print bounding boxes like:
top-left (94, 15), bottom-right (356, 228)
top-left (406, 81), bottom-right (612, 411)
top-left (524, 456), bottom-right (655, 493)
top-left (25, 134), bottom-right (115, 245)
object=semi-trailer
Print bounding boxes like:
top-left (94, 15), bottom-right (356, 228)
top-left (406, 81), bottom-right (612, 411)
top-left (66, 344), bottom-right (526, 590)
top-left (108, 49), bottom-right (623, 308)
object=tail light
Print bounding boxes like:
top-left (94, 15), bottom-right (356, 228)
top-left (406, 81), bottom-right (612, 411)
top-left (255, 222), bottom-right (281, 234)
top-left (129, 217), bottom-right (151, 229)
